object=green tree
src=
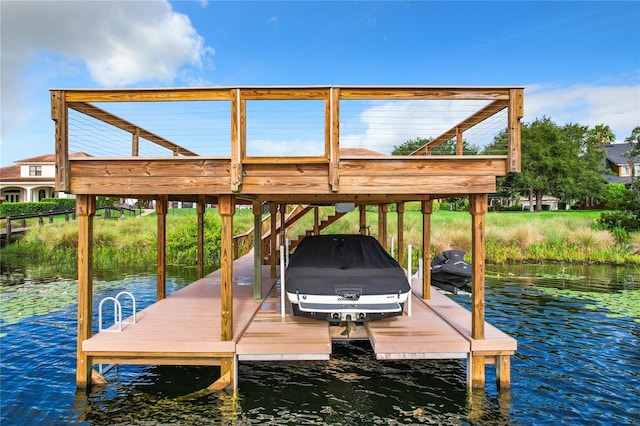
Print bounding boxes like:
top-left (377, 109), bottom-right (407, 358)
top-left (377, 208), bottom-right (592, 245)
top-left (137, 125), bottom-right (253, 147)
top-left (486, 118), bottom-right (608, 211)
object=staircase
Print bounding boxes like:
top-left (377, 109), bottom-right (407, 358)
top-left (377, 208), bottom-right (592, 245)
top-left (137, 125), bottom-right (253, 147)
top-left (260, 205), bottom-right (348, 265)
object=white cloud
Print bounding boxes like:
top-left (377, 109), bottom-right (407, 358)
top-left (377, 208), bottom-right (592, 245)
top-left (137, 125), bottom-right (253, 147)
top-left (524, 82), bottom-right (640, 141)
top-left (1, 0), bottom-right (213, 141)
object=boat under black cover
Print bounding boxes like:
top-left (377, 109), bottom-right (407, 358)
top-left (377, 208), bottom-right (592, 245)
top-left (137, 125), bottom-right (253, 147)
top-left (285, 234), bottom-right (411, 322)
top-left (430, 250), bottom-right (472, 294)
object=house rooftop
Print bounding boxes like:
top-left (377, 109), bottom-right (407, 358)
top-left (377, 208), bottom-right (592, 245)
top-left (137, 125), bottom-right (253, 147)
top-left (604, 143), bottom-right (639, 165)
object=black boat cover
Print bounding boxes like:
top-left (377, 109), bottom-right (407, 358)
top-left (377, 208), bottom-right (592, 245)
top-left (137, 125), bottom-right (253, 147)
top-left (286, 234), bottom-right (410, 296)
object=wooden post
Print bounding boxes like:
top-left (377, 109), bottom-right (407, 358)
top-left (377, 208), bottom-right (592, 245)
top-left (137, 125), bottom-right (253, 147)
top-left (132, 127), bottom-right (139, 157)
top-left (76, 194), bottom-right (95, 389)
top-left (508, 88), bottom-right (524, 173)
top-left (313, 207), bottom-right (319, 235)
top-left (359, 204), bottom-right (367, 235)
top-left (397, 202), bottom-right (405, 267)
top-left (378, 204), bottom-right (388, 250)
top-left (422, 200), bottom-right (433, 299)
top-left (253, 200), bottom-right (263, 300)
top-left (219, 194), bottom-right (235, 341)
top-left (496, 355), bottom-right (511, 389)
top-left (279, 203), bottom-right (286, 247)
top-left (469, 193), bottom-right (487, 339)
top-left (196, 195), bottom-right (205, 280)
top-left (470, 193), bottom-right (487, 388)
top-left (456, 127), bottom-right (463, 155)
top-left (155, 195), bottom-right (168, 301)
top-left (269, 202), bottom-right (277, 279)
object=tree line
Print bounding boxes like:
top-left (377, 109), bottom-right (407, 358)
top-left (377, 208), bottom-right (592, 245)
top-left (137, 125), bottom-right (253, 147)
top-left (392, 119), bottom-right (640, 230)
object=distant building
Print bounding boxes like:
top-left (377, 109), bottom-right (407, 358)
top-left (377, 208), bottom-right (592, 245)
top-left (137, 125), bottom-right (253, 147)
top-left (0, 153), bottom-right (90, 202)
top-left (603, 143), bottom-right (639, 187)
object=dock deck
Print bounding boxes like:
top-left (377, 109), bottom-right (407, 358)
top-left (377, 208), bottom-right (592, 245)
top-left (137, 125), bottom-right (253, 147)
top-left (84, 254), bottom-right (516, 384)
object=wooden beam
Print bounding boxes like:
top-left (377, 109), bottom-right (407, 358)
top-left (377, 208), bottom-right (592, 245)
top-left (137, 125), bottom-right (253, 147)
top-left (196, 195), bottom-right (206, 280)
top-left (411, 99), bottom-right (509, 155)
top-left (421, 200), bottom-right (433, 299)
top-left (313, 207), bottom-right (320, 235)
top-left (155, 195), bottom-right (168, 300)
top-left (339, 87), bottom-right (511, 100)
top-left (397, 202), bottom-right (405, 267)
top-left (469, 194), bottom-right (487, 340)
top-left (253, 201), bottom-right (263, 300)
top-left (67, 102), bottom-right (198, 156)
top-left (456, 127), bottom-right (463, 156)
top-left (508, 88), bottom-right (524, 173)
top-left (219, 195), bottom-right (236, 341)
top-left (76, 194), bottom-right (95, 389)
top-left (63, 87), bottom-right (232, 102)
top-left (51, 90), bottom-right (69, 192)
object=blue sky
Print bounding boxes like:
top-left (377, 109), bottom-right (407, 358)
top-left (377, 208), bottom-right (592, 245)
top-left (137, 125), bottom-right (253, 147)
top-left (1, 0), bottom-right (639, 166)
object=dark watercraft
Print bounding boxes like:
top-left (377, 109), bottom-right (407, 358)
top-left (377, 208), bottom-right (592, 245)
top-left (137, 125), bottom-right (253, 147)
top-left (285, 234), bottom-right (411, 323)
top-left (430, 250), bottom-right (472, 294)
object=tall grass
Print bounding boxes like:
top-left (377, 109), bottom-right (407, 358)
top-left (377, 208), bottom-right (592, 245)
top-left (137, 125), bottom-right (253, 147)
top-left (2, 208), bottom-right (639, 275)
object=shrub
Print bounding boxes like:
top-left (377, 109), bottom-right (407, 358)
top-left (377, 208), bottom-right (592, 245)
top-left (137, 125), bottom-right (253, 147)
top-left (598, 211), bottom-right (640, 232)
top-left (40, 198), bottom-right (76, 210)
top-left (0, 202), bottom-right (58, 217)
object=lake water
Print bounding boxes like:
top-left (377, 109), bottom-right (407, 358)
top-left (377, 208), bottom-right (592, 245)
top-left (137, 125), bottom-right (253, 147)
top-left (1, 263), bottom-right (638, 425)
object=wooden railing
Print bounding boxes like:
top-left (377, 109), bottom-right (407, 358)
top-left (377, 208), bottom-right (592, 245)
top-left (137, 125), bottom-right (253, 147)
top-left (51, 86), bottom-right (524, 195)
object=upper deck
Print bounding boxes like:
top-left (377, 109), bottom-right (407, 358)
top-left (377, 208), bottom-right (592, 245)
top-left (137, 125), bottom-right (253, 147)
top-left (51, 86), bottom-right (523, 202)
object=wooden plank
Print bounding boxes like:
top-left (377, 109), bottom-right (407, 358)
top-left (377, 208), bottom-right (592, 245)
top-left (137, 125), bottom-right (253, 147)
top-left (82, 254), bottom-right (272, 364)
top-left (339, 87), bottom-right (511, 100)
top-left (67, 102), bottom-right (198, 156)
top-left (340, 157), bottom-right (508, 176)
top-left (416, 285), bottom-right (517, 352)
top-left (69, 158), bottom-right (231, 176)
top-left (239, 87), bottom-right (329, 100)
top-left (236, 284), bottom-right (331, 360)
top-left (339, 176), bottom-right (497, 195)
top-left (63, 87), bottom-right (232, 102)
top-left (366, 294), bottom-right (470, 359)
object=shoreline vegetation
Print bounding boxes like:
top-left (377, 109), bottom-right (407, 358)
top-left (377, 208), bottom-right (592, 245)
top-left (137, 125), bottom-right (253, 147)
top-left (1, 208), bottom-right (639, 280)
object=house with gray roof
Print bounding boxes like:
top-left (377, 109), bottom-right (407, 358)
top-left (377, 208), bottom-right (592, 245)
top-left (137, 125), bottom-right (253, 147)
top-left (603, 143), bottom-right (639, 186)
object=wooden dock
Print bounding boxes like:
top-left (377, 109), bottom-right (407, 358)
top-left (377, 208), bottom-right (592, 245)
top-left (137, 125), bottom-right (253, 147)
top-left (84, 253), bottom-right (516, 388)
top-left (52, 85), bottom-right (524, 391)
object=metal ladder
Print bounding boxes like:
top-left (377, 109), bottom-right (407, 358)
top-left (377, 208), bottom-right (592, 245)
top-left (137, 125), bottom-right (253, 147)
top-left (98, 291), bottom-right (137, 332)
